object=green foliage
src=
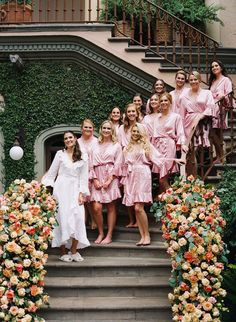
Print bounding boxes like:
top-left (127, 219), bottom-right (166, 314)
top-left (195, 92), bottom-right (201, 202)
top-left (0, 62), bottom-right (131, 187)
top-left (160, 0), bottom-right (224, 26)
top-left (217, 169), bottom-right (236, 263)
top-left (0, 0), bottom-right (32, 5)
top-left (222, 264), bottom-right (236, 322)
top-left (100, 0), bottom-right (224, 27)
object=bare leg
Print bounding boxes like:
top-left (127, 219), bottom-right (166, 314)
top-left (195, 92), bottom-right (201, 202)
top-left (85, 202), bottom-right (97, 229)
top-left (134, 203), bottom-right (150, 245)
top-left (101, 201), bottom-right (117, 244)
top-left (210, 128), bottom-right (224, 162)
top-left (92, 201), bottom-right (104, 244)
top-left (70, 238), bottom-right (78, 254)
top-left (60, 245), bottom-right (67, 256)
top-left (126, 206), bottom-right (137, 227)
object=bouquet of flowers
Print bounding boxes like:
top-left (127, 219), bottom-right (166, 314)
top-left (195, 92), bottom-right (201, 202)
top-left (151, 175), bottom-right (228, 322)
top-left (0, 179), bottom-right (57, 322)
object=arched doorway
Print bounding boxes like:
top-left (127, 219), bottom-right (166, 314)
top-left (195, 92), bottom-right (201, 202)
top-left (34, 125), bottom-right (82, 180)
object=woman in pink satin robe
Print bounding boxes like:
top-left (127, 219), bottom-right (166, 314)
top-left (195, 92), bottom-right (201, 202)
top-left (78, 119), bottom-right (98, 229)
top-left (179, 71), bottom-right (215, 175)
top-left (118, 103), bottom-right (148, 227)
top-left (144, 92), bottom-right (187, 191)
top-left (170, 70), bottom-right (188, 114)
top-left (179, 71), bottom-right (215, 147)
top-left (209, 60), bottom-right (233, 161)
top-left (90, 120), bottom-right (122, 245)
top-left (122, 124), bottom-right (165, 246)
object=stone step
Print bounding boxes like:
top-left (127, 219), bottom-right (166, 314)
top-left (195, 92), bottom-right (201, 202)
top-left (40, 296), bottom-right (171, 321)
top-left (86, 226), bottom-right (163, 242)
top-left (45, 255), bottom-right (171, 277)
top-left (45, 276), bottom-right (171, 298)
top-left (46, 320), bottom-right (165, 322)
top-left (48, 240), bottom-right (168, 259)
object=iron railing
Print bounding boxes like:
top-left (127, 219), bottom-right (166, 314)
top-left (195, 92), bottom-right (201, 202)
top-left (0, 0), bottom-right (219, 83)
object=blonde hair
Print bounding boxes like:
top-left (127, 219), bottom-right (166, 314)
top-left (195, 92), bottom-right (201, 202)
top-left (98, 120), bottom-right (117, 143)
top-left (189, 71), bottom-right (202, 82)
top-left (123, 103), bottom-right (140, 132)
top-left (81, 118), bottom-right (95, 129)
top-left (175, 70), bottom-right (187, 80)
top-left (159, 92), bottom-right (173, 105)
top-left (125, 123), bottom-right (150, 156)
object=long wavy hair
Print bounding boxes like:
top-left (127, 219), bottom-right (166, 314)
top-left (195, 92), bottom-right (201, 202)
top-left (208, 60), bottom-right (229, 88)
top-left (64, 131), bottom-right (82, 162)
top-left (123, 103), bottom-right (140, 132)
top-left (125, 123), bottom-right (150, 156)
top-left (98, 120), bottom-right (117, 143)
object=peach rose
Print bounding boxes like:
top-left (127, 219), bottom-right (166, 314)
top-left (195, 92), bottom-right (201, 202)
top-left (9, 306), bottom-right (19, 316)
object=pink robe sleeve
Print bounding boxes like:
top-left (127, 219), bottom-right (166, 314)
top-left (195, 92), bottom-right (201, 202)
top-left (89, 151), bottom-right (97, 180)
top-left (175, 114), bottom-right (186, 145)
top-left (112, 143), bottom-right (123, 177)
top-left (203, 90), bottom-right (216, 118)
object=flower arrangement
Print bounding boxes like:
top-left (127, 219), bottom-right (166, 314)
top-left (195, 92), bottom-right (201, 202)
top-left (0, 179), bottom-right (57, 322)
top-left (151, 175), bottom-right (228, 322)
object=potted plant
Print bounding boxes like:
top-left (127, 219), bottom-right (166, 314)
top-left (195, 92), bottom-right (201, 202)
top-left (100, 0), bottom-right (223, 40)
top-left (0, 0), bottom-right (32, 23)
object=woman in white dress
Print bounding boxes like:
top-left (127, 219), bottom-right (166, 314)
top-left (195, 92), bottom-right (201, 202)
top-left (42, 131), bottom-right (90, 262)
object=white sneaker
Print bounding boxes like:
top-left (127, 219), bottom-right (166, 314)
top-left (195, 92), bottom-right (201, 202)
top-left (59, 254), bottom-right (72, 262)
top-left (71, 252), bottom-right (84, 262)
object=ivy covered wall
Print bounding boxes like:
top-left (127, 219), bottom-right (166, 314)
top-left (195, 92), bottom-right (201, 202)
top-left (0, 62), bottom-right (131, 187)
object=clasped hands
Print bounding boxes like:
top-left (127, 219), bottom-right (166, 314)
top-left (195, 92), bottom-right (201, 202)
top-left (93, 177), bottom-right (113, 190)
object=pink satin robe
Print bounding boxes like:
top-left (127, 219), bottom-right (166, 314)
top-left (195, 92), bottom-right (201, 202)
top-left (89, 141), bottom-right (122, 203)
top-left (210, 76), bottom-right (233, 128)
top-left (121, 145), bottom-right (165, 206)
top-left (144, 112), bottom-right (186, 176)
top-left (179, 88), bottom-right (215, 147)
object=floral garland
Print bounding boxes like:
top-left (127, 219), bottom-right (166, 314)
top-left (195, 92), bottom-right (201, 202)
top-left (0, 179), bottom-right (57, 322)
top-left (151, 175), bottom-right (228, 322)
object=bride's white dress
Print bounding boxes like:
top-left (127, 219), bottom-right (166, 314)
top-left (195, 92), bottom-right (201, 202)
top-left (42, 150), bottom-right (90, 249)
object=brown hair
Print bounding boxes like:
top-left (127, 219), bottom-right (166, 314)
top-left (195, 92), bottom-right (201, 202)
top-left (64, 131), bottom-right (82, 162)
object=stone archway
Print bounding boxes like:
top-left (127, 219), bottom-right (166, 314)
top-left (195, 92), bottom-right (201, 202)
top-left (34, 124), bottom-right (82, 181)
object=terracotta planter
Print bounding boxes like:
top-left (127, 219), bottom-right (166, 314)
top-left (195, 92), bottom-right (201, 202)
top-left (0, 3), bottom-right (32, 23)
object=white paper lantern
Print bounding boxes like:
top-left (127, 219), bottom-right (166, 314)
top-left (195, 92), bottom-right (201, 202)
top-left (9, 146), bottom-right (24, 160)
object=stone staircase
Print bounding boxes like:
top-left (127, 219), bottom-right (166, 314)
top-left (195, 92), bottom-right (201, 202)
top-left (40, 209), bottom-right (172, 322)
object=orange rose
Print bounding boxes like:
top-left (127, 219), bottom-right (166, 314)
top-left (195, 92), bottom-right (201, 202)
top-left (3, 268), bottom-right (13, 278)
top-left (30, 285), bottom-right (40, 296)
